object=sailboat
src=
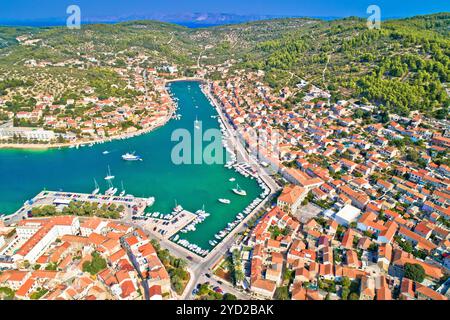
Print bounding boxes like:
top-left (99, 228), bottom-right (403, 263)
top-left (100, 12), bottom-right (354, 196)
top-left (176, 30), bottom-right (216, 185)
top-left (119, 181), bottom-right (126, 197)
top-left (92, 179), bottom-right (100, 195)
top-left (232, 183), bottom-right (247, 196)
top-left (194, 116), bottom-right (200, 130)
top-left (105, 180), bottom-right (117, 196)
top-left (104, 165), bottom-right (115, 180)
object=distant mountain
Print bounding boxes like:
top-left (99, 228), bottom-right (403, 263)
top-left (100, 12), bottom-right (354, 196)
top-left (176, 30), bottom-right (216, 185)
top-left (0, 12), bottom-right (339, 28)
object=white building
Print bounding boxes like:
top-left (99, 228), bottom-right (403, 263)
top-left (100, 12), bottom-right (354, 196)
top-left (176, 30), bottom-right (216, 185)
top-left (16, 221), bottom-right (44, 239)
top-left (0, 127), bottom-right (56, 141)
top-left (335, 204), bottom-right (361, 226)
top-left (14, 217), bottom-right (80, 263)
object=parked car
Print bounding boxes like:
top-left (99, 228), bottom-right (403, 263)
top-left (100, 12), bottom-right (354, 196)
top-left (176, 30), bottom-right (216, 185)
top-left (213, 287), bottom-right (223, 294)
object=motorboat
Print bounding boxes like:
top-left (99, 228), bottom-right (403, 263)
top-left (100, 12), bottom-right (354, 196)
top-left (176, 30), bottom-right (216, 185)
top-left (122, 152), bottom-right (143, 161)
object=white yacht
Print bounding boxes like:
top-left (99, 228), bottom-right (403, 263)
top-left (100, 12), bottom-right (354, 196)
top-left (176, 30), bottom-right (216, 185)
top-left (122, 152), bottom-right (143, 161)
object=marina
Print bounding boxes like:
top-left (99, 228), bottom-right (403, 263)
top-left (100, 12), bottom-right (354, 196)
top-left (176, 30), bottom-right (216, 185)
top-left (0, 81), bottom-right (266, 253)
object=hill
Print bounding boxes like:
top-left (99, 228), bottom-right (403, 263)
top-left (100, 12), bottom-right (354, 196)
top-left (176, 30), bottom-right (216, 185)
top-left (0, 13), bottom-right (448, 118)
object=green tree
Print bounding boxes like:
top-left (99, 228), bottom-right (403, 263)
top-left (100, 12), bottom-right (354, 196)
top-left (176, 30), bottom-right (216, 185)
top-left (274, 286), bottom-right (289, 300)
top-left (404, 263), bottom-right (426, 283)
top-left (223, 293), bottom-right (238, 300)
top-left (82, 251), bottom-right (107, 275)
top-left (348, 292), bottom-right (359, 300)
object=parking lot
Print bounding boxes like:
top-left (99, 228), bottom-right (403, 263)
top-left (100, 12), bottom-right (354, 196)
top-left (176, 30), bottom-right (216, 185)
top-left (293, 203), bottom-right (323, 223)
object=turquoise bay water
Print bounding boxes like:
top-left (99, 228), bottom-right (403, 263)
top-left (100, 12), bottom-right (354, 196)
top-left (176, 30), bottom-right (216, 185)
top-left (0, 81), bottom-right (262, 249)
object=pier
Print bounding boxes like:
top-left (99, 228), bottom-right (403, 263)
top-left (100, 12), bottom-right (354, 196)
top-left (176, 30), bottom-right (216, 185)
top-left (140, 209), bottom-right (198, 240)
top-left (1, 190), bottom-right (150, 225)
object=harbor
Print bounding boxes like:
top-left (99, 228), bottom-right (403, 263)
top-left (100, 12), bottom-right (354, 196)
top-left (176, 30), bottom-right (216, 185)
top-left (0, 81), bottom-right (266, 253)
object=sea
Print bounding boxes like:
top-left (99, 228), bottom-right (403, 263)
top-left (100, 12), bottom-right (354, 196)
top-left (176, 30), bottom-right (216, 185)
top-left (0, 81), bottom-right (263, 249)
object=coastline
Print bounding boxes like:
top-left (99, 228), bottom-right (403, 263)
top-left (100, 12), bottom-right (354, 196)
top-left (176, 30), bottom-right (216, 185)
top-left (0, 121), bottom-right (172, 151)
top-left (0, 77), bottom-right (202, 151)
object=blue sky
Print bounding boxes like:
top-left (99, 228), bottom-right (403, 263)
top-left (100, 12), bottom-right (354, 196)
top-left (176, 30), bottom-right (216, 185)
top-left (1, 0), bottom-right (449, 21)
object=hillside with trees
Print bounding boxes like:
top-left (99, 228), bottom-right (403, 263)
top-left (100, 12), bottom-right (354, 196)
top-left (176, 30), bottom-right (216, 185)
top-left (0, 13), bottom-right (448, 118)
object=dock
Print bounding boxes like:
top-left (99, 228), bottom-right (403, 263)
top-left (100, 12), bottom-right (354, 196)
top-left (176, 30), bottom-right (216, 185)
top-left (1, 190), bottom-right (150, 224)
top-left (141, 209), bottom-right (198, 239)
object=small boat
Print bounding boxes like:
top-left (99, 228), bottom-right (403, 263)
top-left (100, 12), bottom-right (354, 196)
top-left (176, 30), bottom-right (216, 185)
top-left (104, 165), bottom-right (115, 180)
top-left (229, 178), bottom-right (236, 182)
top-left (102, 151), bottom-right (109, 155)
top-left (232, 183), bottom-right (247, 196)
top-left (147, 197), bottom-right (155, 207)
top-left (122, 152), bottom-right (143, 161)
top-left (218, 198), bottom-right (231, 204)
